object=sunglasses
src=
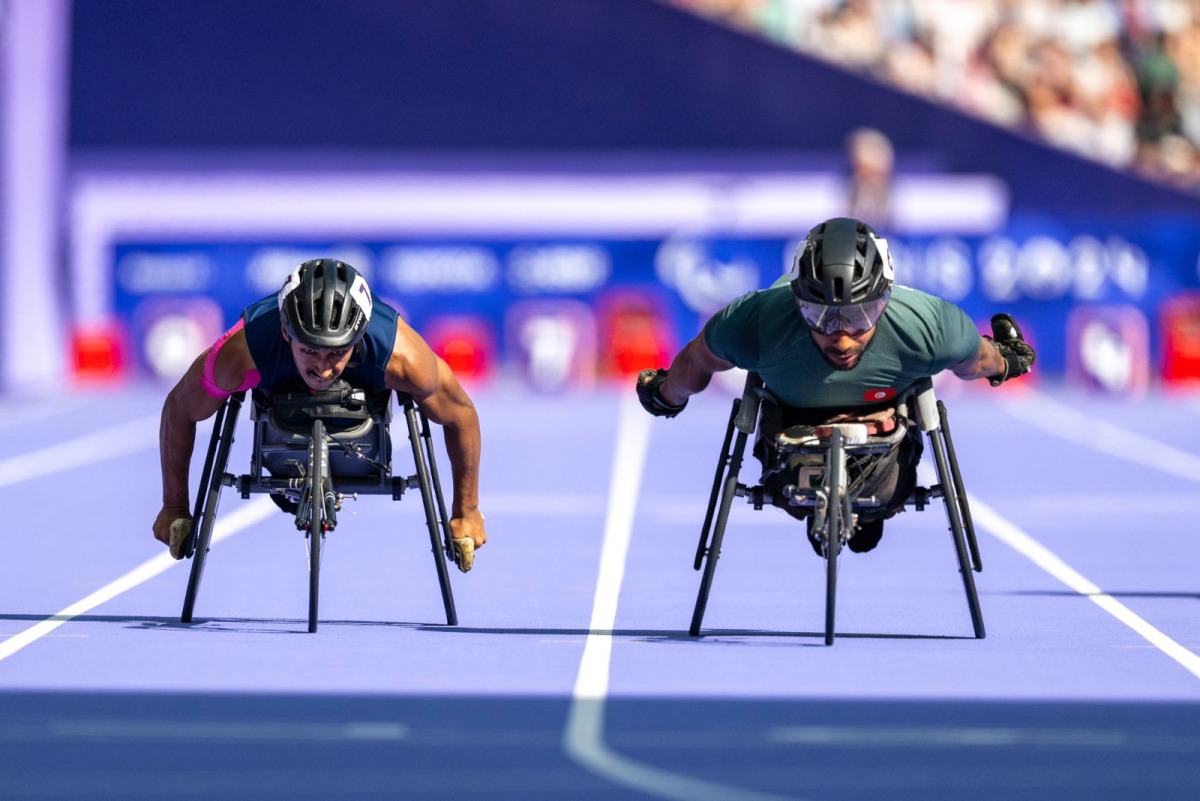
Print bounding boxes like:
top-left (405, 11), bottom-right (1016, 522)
top-left (796, 289), bottom-right (891, 336)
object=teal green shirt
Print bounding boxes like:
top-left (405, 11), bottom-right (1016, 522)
top-left (703, 282), bottom-right (980, 410)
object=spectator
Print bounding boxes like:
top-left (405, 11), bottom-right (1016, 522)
top-left (667, 0), bottom-right (1200, 192)
top-left (845, 127), bottom-right (894, 226)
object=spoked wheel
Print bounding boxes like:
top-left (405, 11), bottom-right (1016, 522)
top-left (406, 403), bottom-right (457, 626)
top-left (939, 400), bottom-right (981, 572)
top-left (822, 428), bottom-right (847, 646)
top-left (927, 424), bottom-right (986, 639)
top-left (689, 427), bottom-right (749, 637)
top-left (306, 419), bottom-right (328, 634)
top-left (181, 473), bottom-right (221, 624)
top-left (695, 399), bottom-right (740, 571)
top-left (182, 394), bottom-right (242, 623)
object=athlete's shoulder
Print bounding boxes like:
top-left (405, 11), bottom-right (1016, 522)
top-left (241, 294), bottom-right (279, 324)
top-left (889, 284), bottom-right (939, 306)
top-left (708, 284), bottom-right (779, 337)
top-left (887, 284), bottom-right (964, 320)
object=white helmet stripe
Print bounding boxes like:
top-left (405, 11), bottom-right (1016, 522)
top-left (348, 273), bottom-right (373, 323)
top-left (278, 264), bottom-right (304, 311)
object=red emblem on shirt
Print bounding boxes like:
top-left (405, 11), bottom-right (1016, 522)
top-left (864, 388), bottom-right (897, 402)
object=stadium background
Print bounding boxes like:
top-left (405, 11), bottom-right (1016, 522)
top-left (3, 4), bottom-right (1200, 800)
top-left (4, 0), bottom-right (1200, 395)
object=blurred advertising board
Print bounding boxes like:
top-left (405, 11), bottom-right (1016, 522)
top-left (72, 171), bottom-right (1200, 391)
top-left (105, 225), bottom-right (1199, 393)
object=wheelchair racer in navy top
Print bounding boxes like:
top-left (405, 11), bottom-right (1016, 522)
top-left (153, 258), bottom-right (487, 571)
top-left (636, 217), bottom-right (1035, 555)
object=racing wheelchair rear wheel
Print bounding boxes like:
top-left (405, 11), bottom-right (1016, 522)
top-left (182, 394), bottom-right (242, 623)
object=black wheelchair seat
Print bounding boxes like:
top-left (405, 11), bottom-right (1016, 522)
top-left (252, 382), bottom-right (392, 483)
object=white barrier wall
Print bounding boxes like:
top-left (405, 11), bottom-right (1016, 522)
top-left (1, 0), bottom-right (68, 390)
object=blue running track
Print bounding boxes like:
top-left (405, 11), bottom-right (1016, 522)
top-left (1, 380), bottom-right (1198, 800)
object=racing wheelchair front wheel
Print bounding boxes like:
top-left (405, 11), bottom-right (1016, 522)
top-left (305, 419), bottom-right (331, 633)
top-left (821, 427), bottom-right (847, 646)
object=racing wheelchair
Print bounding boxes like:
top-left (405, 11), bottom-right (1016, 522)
top-left (690, 373), bottom-right (984, 645)
top-left (178, 382), bottom-right (461, 633)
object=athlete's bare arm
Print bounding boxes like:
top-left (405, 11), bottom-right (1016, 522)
top-left (152, 328), bottom-right (258, 549)
top-left (658, 332), bottom-right (736, 407)
top-left (950, 336), bottom-right (1008, 381)
top-left (384, 318), bottom-right (487, 555)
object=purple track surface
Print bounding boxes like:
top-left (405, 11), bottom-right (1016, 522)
top-left (1, 379), bottom-right (1199, 800)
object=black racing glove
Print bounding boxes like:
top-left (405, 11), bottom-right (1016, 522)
top-left (986, 313), bottom-right (1036, 387)
top-left (636, 368), bottom-right (688, 418)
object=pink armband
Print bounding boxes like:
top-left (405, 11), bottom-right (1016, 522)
top-left (201, 319), bottom-right (261, 398)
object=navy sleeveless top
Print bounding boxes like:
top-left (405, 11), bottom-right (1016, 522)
top-left (241, 293), bottom-right (399, 394)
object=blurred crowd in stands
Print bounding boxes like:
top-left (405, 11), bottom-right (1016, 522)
top-left (667, 0), bottom-right (1200, 192)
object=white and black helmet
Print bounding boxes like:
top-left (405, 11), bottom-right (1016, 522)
top-left (278, 259), bottom-right (373, 348)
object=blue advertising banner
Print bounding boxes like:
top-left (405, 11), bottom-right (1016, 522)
top-left (111, 218), bottom-right (1200, 389)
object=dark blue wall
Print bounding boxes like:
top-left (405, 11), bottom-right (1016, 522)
top-left (69, 0), bottom-right (1200, 218)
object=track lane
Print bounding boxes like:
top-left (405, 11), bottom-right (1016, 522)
top-left (2, 383), bottom-right (1199, 800)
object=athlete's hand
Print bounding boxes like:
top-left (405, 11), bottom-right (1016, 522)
top-left (636, 368), bottom-right (687, 418)
top-left (449, 509), bottom-right (486, 573)
top-left (153, 505), bottom-right (193, 560)
top-left (987, 313), bottom-right (1036, 387)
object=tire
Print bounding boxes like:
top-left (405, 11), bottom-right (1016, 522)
top-left (689, 429), bottom-right (749, 637)
top-left (181, 477), bottom-right (221, 623)
top-left (823, 429), bottom-right (846, 646)
top-left (407, 404), bottom-right (457, 626)
top-left (928, 428), bottom-right (986, 639)
top-left (939, 400), bottom-right (981, 572)
top-left (307, 419), bottom-right (326, 633)
top-left (181, 397), bottom-right (241, 624)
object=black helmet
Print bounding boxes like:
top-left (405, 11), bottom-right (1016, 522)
top-left (789, 217), bottom-right (894, 335)
top-left (278, 259), bottom-right (373, 348)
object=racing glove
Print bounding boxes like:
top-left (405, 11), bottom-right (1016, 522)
top-left (636, 368), bottom-right (688, 418)
top-left (986, 313), bottom-right (1036, 387)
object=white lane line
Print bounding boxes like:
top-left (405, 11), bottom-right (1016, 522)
top-left (0, 497), bottom-right (275, 663)
top-left (562, 393), bottom-right (799, 801)
top-left (1002, 392), bottom-right (1200, 483)
top-left (478, 493), bottom-right (607, 516)
top-left (0, 414), bottom-right (160, 487)
top-left (767, 725), bottom-right (1130, 748)
top-left (972, 498), bottom-right (1200, 681)
top-left (0, 397), bottom-right (82, 429)
top-left (27, 719), bottom-right (408, 742)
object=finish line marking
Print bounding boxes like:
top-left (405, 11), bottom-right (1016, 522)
top-left (562, 393), bottom-right (799, 801)
top-left (0, 498), bottom-right (275, 663)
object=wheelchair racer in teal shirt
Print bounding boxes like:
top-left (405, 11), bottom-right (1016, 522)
top-left (153, 258), bottom-right (487, 571)
top-left (637, 217), bottom-right (1036, 554)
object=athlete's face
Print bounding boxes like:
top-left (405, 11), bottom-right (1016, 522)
top-left (809, 326), bottom-right (877, 371)
top-left (285, 330), bottom-right (354, 390)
